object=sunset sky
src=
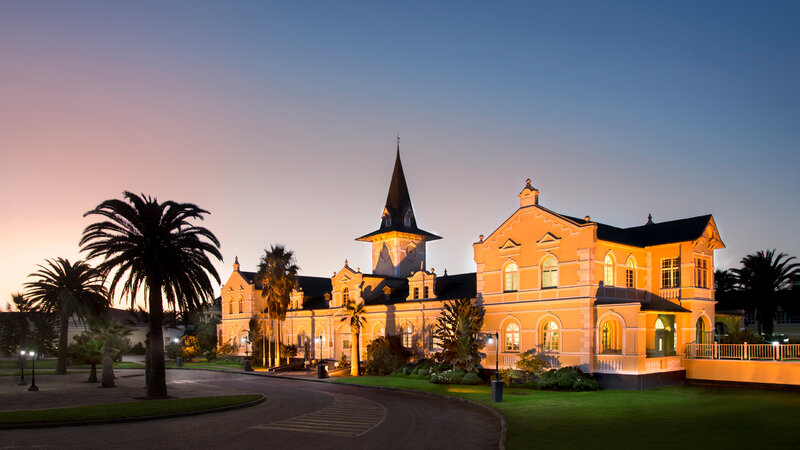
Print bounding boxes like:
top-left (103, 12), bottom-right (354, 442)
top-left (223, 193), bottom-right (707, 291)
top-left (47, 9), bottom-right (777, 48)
top-left (1, 1), bottom-right (798, 309)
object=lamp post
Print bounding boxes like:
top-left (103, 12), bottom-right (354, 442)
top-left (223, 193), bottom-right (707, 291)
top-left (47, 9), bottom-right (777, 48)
top-left (173, 337), bottom-right (183, 367)
top-left (17, 350), bottom-right (26, 386)
top-left (488, 332), bottom-right (502, 402)
top-left (242, 336), bottom-right (252, 372)
top-left (28, 350), bottom-right (38, 392)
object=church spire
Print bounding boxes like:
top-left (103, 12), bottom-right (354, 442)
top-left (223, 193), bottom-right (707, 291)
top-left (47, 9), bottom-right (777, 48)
top-left (383, 140), bottom-right (416, 230)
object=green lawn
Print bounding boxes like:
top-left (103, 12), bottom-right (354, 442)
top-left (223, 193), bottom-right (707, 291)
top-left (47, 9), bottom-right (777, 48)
top-left (335, 377), bottom-right (800, 449)
top-left (0, 394), bottom-right (263, 426)
top-left (165, 359), bottom-right (245, 370)
top-left (0, 360), bottom-right (143, 376)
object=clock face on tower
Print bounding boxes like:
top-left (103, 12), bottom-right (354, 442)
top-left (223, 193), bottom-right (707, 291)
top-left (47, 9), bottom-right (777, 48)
top-left (406, 244), bottom-right (417, 260)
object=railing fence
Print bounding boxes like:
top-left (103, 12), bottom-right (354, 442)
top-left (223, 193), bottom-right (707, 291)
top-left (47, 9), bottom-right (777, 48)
top-left (685, 343), bottom-right (800, 361)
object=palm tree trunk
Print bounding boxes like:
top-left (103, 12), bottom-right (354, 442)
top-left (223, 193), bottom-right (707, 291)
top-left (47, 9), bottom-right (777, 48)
top-left (101, 340), bottom-right (115, 388)
top-left (88, 363), bottom-right (98, 383)
top-left (55, 312), bottom-right (69, 375)
top-left (350, 327), bottom-right (359, 377)
top-left (144, 333), bottom-right (151, 389)
top-left (274, 321), bottom-right (281, 366)
top-left (147, 281), bottom-right (168, 399)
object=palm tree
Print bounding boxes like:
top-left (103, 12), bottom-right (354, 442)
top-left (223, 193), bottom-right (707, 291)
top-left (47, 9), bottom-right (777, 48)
top-left (433, 298), bottom-right (486, 372)
top-left (340, 298), bottom-right (367, 376)
top-left (24, 258), bottom-right (110, 374)
top-left (732, 250), bottom-right (799, 336)
top-left (71, 337), bottom-right (104, 383)
top-left (88, 317), bottom-right (132, 388)
top-left (80, 192), bottom-right (222, 399)
top-left (255, 244), bottom-right (299, 367)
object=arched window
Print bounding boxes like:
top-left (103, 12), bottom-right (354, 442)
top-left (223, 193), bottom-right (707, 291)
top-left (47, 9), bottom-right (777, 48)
top-left (297, 328), bottom-right (307, 348)
top-left (626, 257), bottom-right (636, 288)
top-left (238, 298), bottom-right (243, 314)
top-left (402, 324), bottom-right (413, 348)
top-left (542, 256), bottom-right (558, 289)
top-left (504, 323), bottom-right (520, 351)
top-left (404, 209), bottom-right (413, 227)
top-left (542, 321), bottom-right (559, 351)
top-left (342, 287), bottom-right (350, 305)
top-left (504, 262), bottom-right (519, 292)
top-left (374, 323), bottom-right (385, 338)
top-left (604, 254), bottom-right (615, 286)
top-left (696, 317), bottom-right (707, 344)
top-left (600, 320), bottom-right (621, 353)
top-left (228, 300), bottom-right (233, 315)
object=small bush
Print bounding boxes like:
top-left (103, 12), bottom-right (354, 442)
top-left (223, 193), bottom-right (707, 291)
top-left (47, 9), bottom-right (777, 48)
top-left (430, 369), bottom-right (467, 384)
top-left (461, 372), bottom-right (482, 385)
top-left (204, 350), bottom-right (217, 361)
top-left (165, 342), bottom-right (181, 360)
top-left (337, 354), bottom-right (350, 369)
top-left (499, 368), bottom-right (526, 386)
top-left (130, 342), bottom-right (146, 355)
top-left (537, 366), bottom-right (599, 391)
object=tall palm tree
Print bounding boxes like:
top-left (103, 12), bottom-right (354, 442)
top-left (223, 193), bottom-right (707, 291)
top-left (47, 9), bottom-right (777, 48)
top-left (340, 298), bottom-right (366, 376)
top-left (80, 192), bottom-right (221, 399)
top-left (732, 250), bottom-right (799, 336)
top-left (88, 317), bottom-right (132, 388)
top-left (24, 258), bottom-right (110, 374)
top-left (255, 244), bottom-right (299, 367)
top-left (125, 307), bottom-right (178, 389)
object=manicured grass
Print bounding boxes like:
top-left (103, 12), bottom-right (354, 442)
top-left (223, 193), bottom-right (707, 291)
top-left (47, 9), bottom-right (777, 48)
top-left (0, 394), bottom-right (262, 425)
top-left (335, 377), bottom-right (800, 449)
top-left (0, 360), bottom-right (143, 376)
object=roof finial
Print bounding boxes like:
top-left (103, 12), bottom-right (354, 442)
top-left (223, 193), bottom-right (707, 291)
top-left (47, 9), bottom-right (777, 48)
top-left (646, 214), bottom-right (654, 225)
top-left (233, 256), bottom-right (240, 272)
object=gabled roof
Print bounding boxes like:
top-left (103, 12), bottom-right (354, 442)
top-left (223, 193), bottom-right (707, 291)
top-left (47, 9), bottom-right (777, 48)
top-left (563, 214), bottom-right (715, 248)
top-left (356, 145), bottom-right (441, 242)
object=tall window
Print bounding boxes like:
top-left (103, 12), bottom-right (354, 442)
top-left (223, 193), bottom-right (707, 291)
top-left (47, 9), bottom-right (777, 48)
top-left (542, 321), bottom-right (559, 351)
top-left (218, 330), bottom-right (223, 344)
top-left (505, 323), bottom-right (520, 351)
top-left (238, 299), bottom-right (243, 313)
top-left (402, 325), bottom-right (413, 348)
top-left (542, 256), bottom-right (558, 289)
top-left (413, 287), bottom-right (420, 299)
top-left (626, 258), bottom-right (636, 288)
top-left (342, 287), bottom-right (350, 304)
top-left (601, 320), bottom-right (620, 353)
top-left (423, 286), bottom-right (429, 298)
top-left (661, 258), bottom-right (680, 288)
top-left (228, 300), bottom-right (233, 315)
top-left (374, 324), bottom-right (385, 338)
top-left (504, 262), bottom-right (519, 292)
top-left (696, 317), bottom-right (706, 344)
top-left (695, 257), bottom-right (709, 288)
top-left (604, 254), bottom-right (615, 286)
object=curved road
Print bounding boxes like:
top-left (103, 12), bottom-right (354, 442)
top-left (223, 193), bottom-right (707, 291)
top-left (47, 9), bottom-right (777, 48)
top-left (1, 370), bottom-right (501, 449)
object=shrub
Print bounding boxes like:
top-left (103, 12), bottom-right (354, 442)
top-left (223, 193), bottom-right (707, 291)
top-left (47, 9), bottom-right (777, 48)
top-left (461, 372), bottom-right (482, 385)
top-left (337, 354), bottom-right (350, 369)
top-left (516, 349), bottom-right (547, 377)
top-left (130, 342), bottom-right (146, 355)
top-left (366, 335), bottom-right (412, 376)
top-left (165, 342), bottom-right (181, 360)
top-left (499, 368), bottom-right (526, 386)
top-left (181, 335), bottom-right (202, 360)
top-left (204, 350), bottom-right (217, 361)
top-left (430, 369), bottom-right (467, 384)
top-left (537, 366), bottom-right (599, 391)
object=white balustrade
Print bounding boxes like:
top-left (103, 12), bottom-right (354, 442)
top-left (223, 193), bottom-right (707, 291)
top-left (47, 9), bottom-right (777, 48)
top-left (685, 342), bottom-right (800, 361)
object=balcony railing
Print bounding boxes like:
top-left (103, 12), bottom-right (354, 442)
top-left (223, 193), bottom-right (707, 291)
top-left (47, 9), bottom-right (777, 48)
top-left (659, 288), bottom-right (681, 300)
top-left (685, 343), bottom-right (800, 361)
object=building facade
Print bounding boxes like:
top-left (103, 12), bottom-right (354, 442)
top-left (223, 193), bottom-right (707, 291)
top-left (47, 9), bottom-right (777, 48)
top-left (218, 146), bottom-right (724, 383)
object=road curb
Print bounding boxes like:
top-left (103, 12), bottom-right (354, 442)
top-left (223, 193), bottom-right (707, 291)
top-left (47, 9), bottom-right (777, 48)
top-left (0, 394), bottom-right (267, 430)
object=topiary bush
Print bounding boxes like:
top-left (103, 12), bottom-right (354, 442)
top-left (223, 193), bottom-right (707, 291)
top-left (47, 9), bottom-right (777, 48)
top-left (537, 366), bottom-right (599, 391)
top-left (461, 372), bottom-right (482, 385)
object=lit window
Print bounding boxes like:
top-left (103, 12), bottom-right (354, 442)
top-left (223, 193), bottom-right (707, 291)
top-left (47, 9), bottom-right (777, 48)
top-left (696, 317), bottom-right (706, 344)
top-left (604, 254), bottom-right (615, 286)
top-left (402, 325), bottom-right (413, 348)
top-left (542, 321), bottom-right (559, 351)
top-left (600, 320), bottom-right (620, 353)
top-left (504, 262), bottom-right (519, 292)
top-left (342, 287), bottom-right (349, 304)
top-left (661, 258), bottom-right (680, 288)
top-left (505, 323), bottom-right (520, 351)
top-left (542, 256), bottom-right (558, 289)
top-left (626, 258), bottom-right (636, 288)
top-left (695, 258), bottom-right (709, 288)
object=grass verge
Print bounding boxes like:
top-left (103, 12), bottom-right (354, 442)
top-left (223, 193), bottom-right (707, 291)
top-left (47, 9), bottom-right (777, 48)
top-left (0, 394), bottom-right (262, 426)
top-left (334, 376), bottom-right (800, 449)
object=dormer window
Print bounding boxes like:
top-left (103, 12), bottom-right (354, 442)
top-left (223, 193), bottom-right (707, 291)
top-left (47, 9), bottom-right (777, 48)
top-left (342, 287), bottom-right (350, 304)
top-left (423, 286), bottom-right (429, 298)
top-left (413, 287), bottom-right (420, 299)
top-left (404, 209), bottom-right (413, 227)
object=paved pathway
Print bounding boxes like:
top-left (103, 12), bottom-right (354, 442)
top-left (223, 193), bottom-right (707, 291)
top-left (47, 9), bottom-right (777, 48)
top-left (0, 369), bottom-right (501, 449)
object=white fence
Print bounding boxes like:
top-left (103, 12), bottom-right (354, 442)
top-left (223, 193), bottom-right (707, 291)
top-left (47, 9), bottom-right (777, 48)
top-left (686, 343), bottom-right (800, 361)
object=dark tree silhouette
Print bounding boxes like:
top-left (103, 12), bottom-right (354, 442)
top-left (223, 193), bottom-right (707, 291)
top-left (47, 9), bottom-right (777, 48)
top-left (732, 250), bottom-right (799, 336)
top-left (81, 192), bottom-right (221, 399)
top-left (24, 258), bottom-right (109, 374)
top-left (255, 244), bottom-right (298, 366)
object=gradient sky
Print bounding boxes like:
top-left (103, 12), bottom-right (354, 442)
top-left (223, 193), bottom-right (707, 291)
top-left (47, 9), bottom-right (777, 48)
top-left (1, 1), bottom-right (798, 309)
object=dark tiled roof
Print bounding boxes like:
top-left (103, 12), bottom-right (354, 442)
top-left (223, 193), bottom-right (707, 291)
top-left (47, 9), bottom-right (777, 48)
top-left (640, 297), bottom-right (691, 313)
top-left (435, 273), bottom-right (477, 300)
top-left (563, 214), bottom-right (712, 247)
top-left (356, 147), bottom-right (441, 242)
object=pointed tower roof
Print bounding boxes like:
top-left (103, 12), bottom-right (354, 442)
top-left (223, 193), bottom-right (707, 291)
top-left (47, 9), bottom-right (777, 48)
top-left (356, 142), bottom-right (441, 242)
